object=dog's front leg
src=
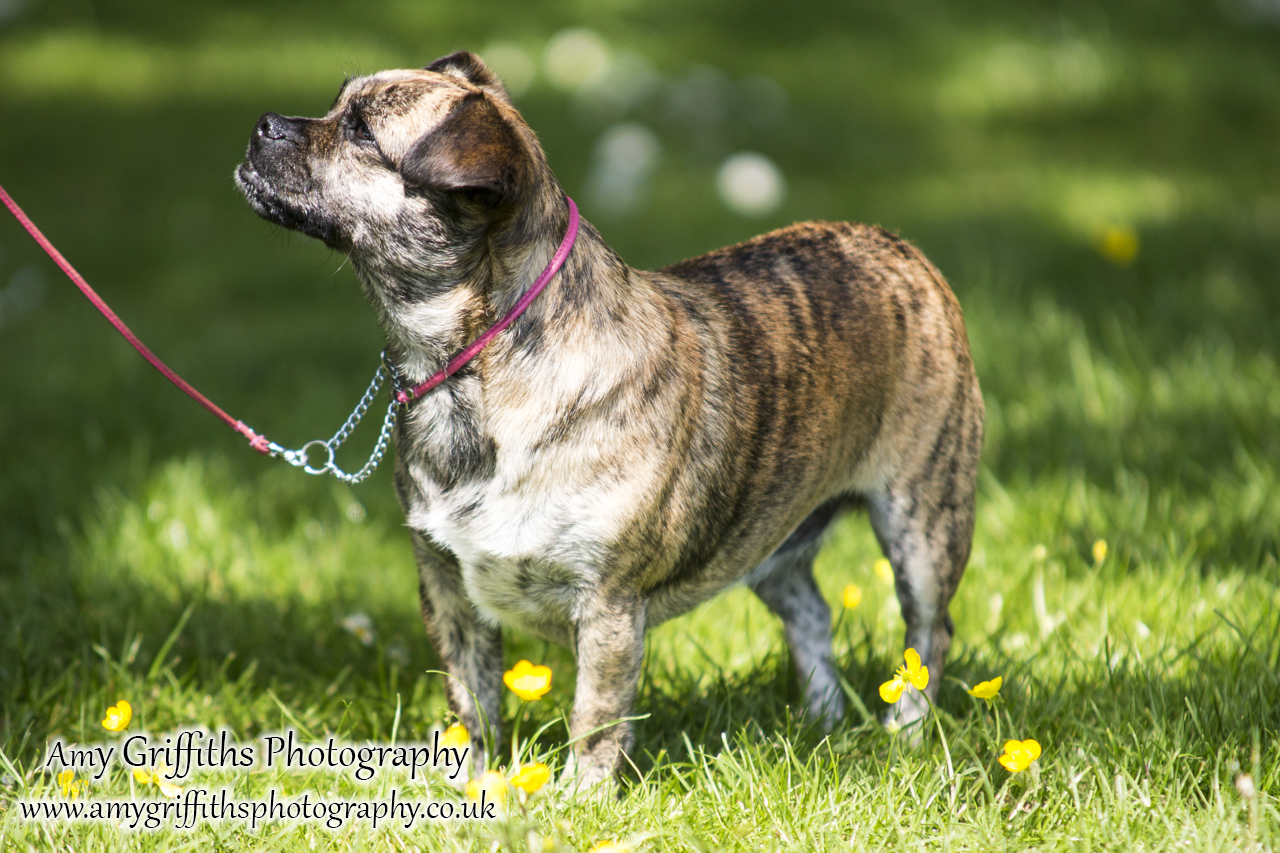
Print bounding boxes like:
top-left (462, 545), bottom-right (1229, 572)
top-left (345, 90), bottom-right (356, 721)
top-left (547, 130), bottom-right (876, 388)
top-left (566, 593), bottom-right (646, 788)
top-left (411, 532), bottom-right (503, 774)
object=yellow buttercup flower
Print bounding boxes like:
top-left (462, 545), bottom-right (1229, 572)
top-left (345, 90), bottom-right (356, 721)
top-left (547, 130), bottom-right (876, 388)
top-left (999, 739), bottom-right (1042, 772)
top-left (136, 765), bottom-right (182, 797)
top-left (465, 769), bottom-right (508, 803)
top-left (57, 769), bottom-right (82, 799)
top-left (1092, 539), bottom-right (1108, 566)
top-left (440, 723), bottom-right (469, 748)
top-left (841, 584), bottom-right (862, 610)
top-left (1098, 226), bottom-right (1138, 265)
top-left (589, 842), bottom-right (632, 853)
top-left (509, 762), bottom-right (551, 794)
top-left (873, 558), bottom-right (894, 583)
top-left (503, 660), bottom-right (553, 701)
top-left (879, 648), bottom-right (929, 704)
top-left (101, 699), bottom-right (132, 732)
top-left (968, 675), bottom-right (1003, 702)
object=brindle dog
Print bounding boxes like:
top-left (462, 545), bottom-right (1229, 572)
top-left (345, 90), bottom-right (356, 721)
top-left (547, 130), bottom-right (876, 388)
top-left (236, 51), bottom-right (984, 786)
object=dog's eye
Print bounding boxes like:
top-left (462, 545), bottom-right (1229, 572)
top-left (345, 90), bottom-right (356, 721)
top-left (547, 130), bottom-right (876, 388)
top-left (348, 112), bottom-right (376, 144)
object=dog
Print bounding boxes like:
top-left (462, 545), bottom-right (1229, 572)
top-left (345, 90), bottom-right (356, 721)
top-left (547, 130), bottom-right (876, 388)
top-left (236, 50), bottom-right (984, 786)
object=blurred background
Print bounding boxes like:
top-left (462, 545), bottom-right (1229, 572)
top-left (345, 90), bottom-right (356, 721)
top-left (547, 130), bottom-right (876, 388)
top-left (1, 0), bottom-right (1278, 750)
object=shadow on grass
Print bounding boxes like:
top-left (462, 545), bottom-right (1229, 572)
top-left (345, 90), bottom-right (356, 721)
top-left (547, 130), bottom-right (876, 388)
top-left (622, 605), bottom-right (1280, 794)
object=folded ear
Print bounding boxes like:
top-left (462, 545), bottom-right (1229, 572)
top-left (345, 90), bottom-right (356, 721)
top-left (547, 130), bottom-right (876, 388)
top-left (400, 92), bottom-right (528, 207)
top-left (425, 50), bottom-right (511, 103)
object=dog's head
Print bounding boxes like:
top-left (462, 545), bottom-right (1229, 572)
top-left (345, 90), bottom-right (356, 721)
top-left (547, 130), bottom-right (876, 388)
top-left (236, 51), bottom-right (545, 262)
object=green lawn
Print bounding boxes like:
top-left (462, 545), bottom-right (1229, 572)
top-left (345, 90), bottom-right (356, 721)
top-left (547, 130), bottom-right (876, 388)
top-left (1, 1), bottom-right (1277, 850)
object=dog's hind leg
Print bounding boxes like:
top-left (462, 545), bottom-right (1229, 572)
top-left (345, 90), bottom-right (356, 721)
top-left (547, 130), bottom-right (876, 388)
top-left (747, 505), bottom-right (846, 727)
top-left (867, 385), bottom-right (983, 733)
top-left (411, 531), bottom-right (504, 775)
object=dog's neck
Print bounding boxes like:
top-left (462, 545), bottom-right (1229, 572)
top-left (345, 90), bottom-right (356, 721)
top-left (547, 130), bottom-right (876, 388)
top-left (351, 192), bottom-right (611, 385)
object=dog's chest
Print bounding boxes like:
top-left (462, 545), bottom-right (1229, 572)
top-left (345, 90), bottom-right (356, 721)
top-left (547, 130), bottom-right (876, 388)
top-left (398, 346), bottom-right (660, 637)
top-left (404, 448), bottom-right (620, 637)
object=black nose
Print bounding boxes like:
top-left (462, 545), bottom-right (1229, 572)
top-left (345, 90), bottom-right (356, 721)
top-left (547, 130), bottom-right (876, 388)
top-left (255, 112), bottom-right (303, 145)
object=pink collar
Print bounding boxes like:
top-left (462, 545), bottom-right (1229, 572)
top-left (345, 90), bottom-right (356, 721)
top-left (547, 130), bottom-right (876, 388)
top-left (394, 197), bottom-right (580, 406)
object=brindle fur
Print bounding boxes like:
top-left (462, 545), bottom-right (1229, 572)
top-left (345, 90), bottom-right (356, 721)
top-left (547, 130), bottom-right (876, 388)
top-left (236, 51), bottom-right (984, 786)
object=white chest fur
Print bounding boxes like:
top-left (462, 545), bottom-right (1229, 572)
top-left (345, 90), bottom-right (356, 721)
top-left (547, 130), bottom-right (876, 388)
top-left (403, 419), bottom-right (657, 639)
top-left (406, 475), bottom-right (600, 630)
top-left (400, 318), bottom-right (667, 638)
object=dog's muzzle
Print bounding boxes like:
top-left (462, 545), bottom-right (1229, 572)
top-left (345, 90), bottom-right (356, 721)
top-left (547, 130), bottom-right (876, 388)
top-left (236, 113), bottom-right (348, 249)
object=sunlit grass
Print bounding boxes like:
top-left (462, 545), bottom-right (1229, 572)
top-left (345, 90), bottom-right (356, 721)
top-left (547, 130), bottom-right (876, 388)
top-left (2, 290), bottom-right (1277, 850)
top-left (0, 30), bottom-right (403, 104)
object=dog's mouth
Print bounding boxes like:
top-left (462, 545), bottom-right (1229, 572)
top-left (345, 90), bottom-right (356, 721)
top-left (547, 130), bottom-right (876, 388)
top-left (235, 161), bottom-right (298, 223)
top-left (235, 159), bottom-right (348, 250)
top-left (234, 162), bottom-right (273, 212)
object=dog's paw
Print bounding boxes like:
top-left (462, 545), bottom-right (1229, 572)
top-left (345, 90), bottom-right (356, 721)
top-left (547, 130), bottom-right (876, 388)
top-left (807, 681), bottom-right (846, 732)
top-left (558, 751), bottom-right (617, 798)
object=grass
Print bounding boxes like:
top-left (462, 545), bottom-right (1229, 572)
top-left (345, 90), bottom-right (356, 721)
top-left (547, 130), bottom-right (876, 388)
top-left (1, 0), bottom-right (1278, 850)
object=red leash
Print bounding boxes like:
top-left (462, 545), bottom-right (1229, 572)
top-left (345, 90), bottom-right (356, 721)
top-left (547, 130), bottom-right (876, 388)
top-left (0, 183), bottom-right (273, 453)
top-left (0, 181), bottom-right (580, 466)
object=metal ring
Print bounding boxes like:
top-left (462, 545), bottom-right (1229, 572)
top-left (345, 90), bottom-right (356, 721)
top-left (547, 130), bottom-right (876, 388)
top-left (299, 440), bottom-right (335, 476)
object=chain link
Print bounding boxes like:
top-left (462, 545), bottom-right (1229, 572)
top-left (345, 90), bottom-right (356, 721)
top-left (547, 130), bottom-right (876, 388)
top-left (264, 350), bottom-right (403, 484)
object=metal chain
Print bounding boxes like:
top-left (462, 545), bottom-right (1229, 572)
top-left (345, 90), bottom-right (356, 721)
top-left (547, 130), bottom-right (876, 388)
top-left (263, 350), bottom-right (404, 484)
